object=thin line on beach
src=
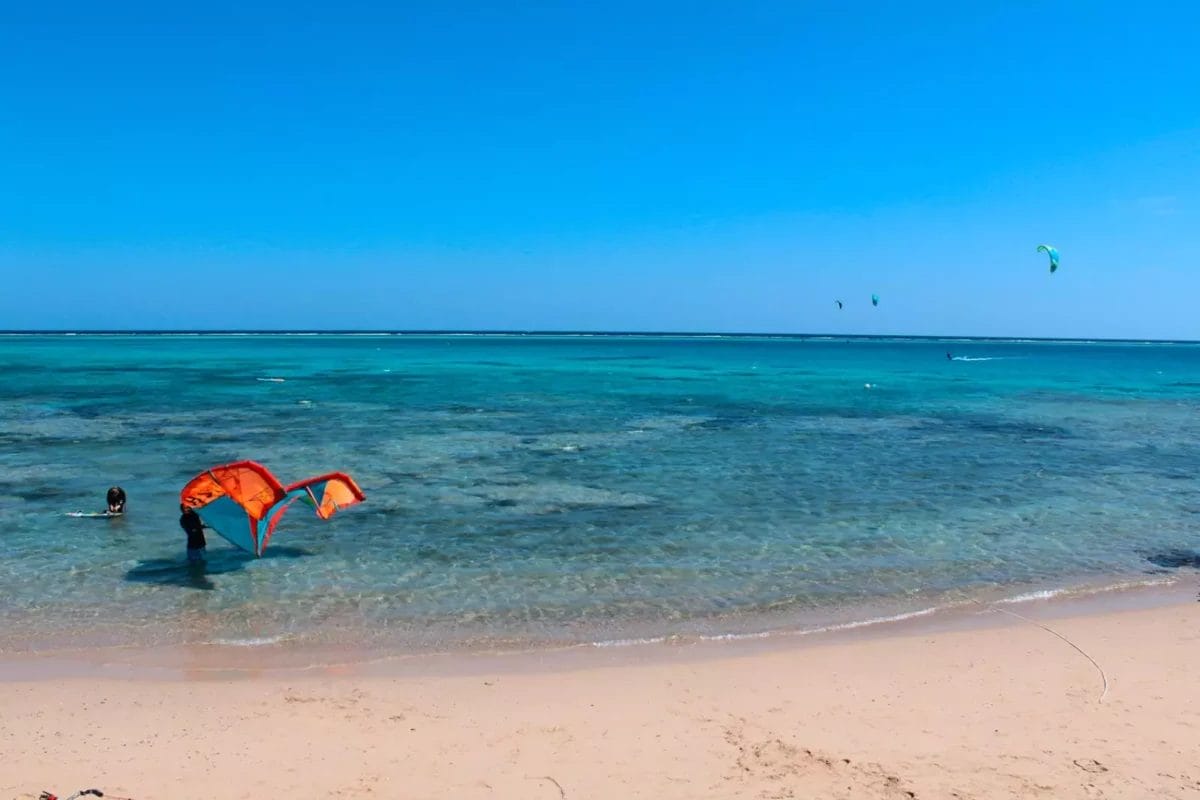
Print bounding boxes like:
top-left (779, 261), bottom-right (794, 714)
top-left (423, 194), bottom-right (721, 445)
top-left (991, 607), bottom-right (1110, 703)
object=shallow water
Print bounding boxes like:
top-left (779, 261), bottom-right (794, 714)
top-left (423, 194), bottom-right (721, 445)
top-left (1, 334), bottom-right (1198, 652)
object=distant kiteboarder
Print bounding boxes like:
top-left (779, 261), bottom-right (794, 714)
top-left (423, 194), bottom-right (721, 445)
top-left (1037, 244), bottom-right (1060, 274)
top-left (946, 352), bottom-right (953, 361)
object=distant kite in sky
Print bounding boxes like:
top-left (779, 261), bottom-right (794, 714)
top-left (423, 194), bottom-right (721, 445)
top-left (871, 293), bottom-right (880, 307)
top-left (835, 300), bottom-right (844, 310)
top-left (1037, 244), bottom-right (1060, 274)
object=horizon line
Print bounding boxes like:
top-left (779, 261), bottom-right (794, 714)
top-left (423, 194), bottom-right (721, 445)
top-left (1, 329), bottom-right (1197, 344)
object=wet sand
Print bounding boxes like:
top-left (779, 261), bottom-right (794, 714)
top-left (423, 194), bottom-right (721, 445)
top-left (3, 590), bottom-right (1198, 799)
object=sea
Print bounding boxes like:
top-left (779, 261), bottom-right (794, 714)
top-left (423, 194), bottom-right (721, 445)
top-left (1, 333), bottom-right (1198, 655)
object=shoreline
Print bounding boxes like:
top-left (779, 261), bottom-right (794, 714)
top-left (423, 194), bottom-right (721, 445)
top-left (2, 571), bottom-right (1193, 682)
top-left (4, 580), bottom-right (1197, 799)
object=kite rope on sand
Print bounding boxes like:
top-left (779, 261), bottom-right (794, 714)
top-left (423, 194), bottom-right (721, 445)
top-left (526, 775), bottom-right (567, 799)
top-left (990, 606), bottom-right (1109, 703)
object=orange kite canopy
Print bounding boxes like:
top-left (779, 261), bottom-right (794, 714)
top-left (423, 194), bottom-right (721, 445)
top-left (180, 461), bottom-right (365, 556)
top-left (181, 460), bottom-right (285, 518)
top-left (283, 472), bottom-right (366, 520)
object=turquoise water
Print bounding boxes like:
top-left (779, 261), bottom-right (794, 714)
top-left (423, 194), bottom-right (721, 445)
top-left (1, 334), bottom-right (1198, 652)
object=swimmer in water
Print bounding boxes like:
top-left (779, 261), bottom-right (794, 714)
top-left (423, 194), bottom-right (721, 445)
top-left (106, 486), bottom-right (126, 514)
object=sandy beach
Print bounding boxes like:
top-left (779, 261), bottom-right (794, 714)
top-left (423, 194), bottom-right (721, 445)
top-left (6, 0), bottom-right (1198, 794)
top-left (3, 593), bottom-right (1198, 800)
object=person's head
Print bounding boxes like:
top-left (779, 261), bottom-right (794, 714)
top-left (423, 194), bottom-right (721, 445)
top-left (180, 503), bottom-right (189, 514)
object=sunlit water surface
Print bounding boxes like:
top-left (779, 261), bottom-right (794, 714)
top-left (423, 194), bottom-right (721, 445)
top-left (1, 334), bottom-right (1197, 652)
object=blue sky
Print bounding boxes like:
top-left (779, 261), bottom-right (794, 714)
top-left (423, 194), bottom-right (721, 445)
top-left (2, 1), bottom-right (1197, 336)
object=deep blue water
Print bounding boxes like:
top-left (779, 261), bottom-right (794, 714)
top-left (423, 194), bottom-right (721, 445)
top-left (1, 334), bottom-right (1198, 651)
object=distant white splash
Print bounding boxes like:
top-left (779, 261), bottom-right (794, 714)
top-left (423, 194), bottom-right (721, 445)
top-left (256, 377), bottom-right (286, 383)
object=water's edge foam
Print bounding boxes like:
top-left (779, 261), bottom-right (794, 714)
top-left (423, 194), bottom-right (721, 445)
top-left (0, 574), bottom-right (1188, 682)
top-left (588, 575), bottom-right (1182, 649)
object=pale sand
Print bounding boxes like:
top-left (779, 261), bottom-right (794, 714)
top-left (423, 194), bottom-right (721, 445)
top-left (3, 599), bottom-right (1199, 799)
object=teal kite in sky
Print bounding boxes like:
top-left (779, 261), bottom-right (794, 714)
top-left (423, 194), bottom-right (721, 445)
top-left (1037, 244), bottom-right (1060, 274)
top-left (871, 293), bottom-right (880, 307)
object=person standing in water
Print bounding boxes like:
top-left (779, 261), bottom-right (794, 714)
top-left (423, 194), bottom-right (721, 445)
top-left (180, 504), bottom-right (207, 563)
top-left (106, 486), bottom-right (126, 514)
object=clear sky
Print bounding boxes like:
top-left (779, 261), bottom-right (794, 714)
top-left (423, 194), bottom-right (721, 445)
top-left (2, 1), bottom-right (1197, 337)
